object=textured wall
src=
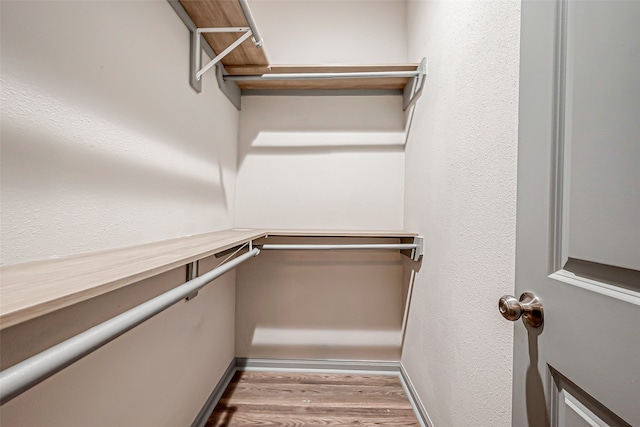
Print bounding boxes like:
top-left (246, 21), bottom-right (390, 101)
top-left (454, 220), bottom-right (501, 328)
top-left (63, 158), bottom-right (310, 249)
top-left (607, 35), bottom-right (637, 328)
top-left (1, 262), bottom-right (236, 427)
top-left (1, 1), bottom-right (238, 266)
top-left (235, 96), bottom-right (406, 230)
top-left (236, 237), bottom-right (405, 361)
top-left (401, 1), bottom-right (521, 426)
top-left (234, 0), bottom-right (408, 360)
top-left (249, 0), bottom-right (407, 64)
top-left (235, 0), bottom-right (408, 230)
top-left (0, 2), bottom-right (238, 425)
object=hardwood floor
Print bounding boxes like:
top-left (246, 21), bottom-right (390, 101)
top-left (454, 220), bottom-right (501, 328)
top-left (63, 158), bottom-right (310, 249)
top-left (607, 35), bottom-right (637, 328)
top-left (206, 371), bottom-right (420, 426)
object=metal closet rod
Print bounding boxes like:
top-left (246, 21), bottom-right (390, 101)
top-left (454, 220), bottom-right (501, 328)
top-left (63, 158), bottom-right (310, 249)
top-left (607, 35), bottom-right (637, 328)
top-left (224, 70), bottom-right (421, 81)
top-left (0, 248), bottom-right (260, 406)
top-left (260, 243), bottom-right (418, 251)
top-left (238, 0), bottom-right (263, 47)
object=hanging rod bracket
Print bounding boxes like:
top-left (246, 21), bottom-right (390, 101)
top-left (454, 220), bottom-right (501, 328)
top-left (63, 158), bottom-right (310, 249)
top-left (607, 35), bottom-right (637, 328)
top-left (239, 0), bottom-right (264, 48)
top-left (410, 236), bottom-right (424, 261)
top-left (403, 57), bottom-right (428, 111)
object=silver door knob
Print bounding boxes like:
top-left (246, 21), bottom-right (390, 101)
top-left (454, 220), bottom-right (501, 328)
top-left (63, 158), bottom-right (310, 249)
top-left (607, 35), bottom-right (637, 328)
top-left (498, 292), bottom-right (543, 328)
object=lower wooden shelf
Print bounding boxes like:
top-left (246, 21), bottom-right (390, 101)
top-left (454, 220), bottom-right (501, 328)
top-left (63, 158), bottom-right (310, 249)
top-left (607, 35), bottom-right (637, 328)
top-left (0, 229), bottom-right (416, 330)
top-left (0, 229), bottom-right (267, 330)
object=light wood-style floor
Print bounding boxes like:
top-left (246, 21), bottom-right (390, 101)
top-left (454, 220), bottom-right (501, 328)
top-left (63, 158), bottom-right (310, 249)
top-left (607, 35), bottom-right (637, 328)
top-left (206, 371), bottom-right (420, 426)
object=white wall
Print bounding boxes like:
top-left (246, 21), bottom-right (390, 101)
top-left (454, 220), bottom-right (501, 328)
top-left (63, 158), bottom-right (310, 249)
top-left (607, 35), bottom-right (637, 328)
top-left (234, 0), bottom-right (409, 360)
top-left (235, 95), bottom-right (406, 229)
top-left (1, 260), bottom-right (236, 427)
top-left (249, 0), bottom-right (407, 64)
top-left (1, 1), bottom-right (238, 265)
top-left (236, 0), bottom-right (408, 230)
top-left (401, 1), bottom-right (520, 426)
top-left (236, 236), bottom-right (406, 361)
top-left (1, 2), bottom-right (238, 425)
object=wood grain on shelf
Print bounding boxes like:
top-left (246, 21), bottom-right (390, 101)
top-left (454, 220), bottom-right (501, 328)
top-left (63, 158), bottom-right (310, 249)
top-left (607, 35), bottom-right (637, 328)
top-left (0, 229), bottom-right (416, 329)
top-left (178, 0), bottom-right (269, 66)
top-left (0, 229), bottom-right (267, 330)
top-left (207, 371), bottom-right (420, 426)
top-left (225, 64), bottom-right (420, 91)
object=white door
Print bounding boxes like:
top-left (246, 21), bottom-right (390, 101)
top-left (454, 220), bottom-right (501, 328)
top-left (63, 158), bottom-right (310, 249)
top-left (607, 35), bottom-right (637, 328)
top-left (509, 0), bottom-right (640, 426)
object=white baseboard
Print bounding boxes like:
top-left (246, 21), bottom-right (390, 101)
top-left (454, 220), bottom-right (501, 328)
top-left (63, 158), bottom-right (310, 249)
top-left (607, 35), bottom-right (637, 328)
top-left (190, 359), bottom-right (236, 427)
top-left (399, 362), bottom-right (435, 427)
top-left (236, 357), bottom-right (400, 374)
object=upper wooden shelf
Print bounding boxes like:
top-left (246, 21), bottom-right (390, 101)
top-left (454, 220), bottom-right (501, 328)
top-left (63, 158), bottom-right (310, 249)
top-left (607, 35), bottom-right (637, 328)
top-left (0, 229), bottom-right (417, 330)
top-left (173, 1), bottom-right (425, 99)
top-left (179, 0), bottom-right (269, 66)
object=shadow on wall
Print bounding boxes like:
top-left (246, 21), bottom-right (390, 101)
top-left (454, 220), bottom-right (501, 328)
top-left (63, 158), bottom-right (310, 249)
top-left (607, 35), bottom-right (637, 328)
top-left (234, 96), bottom-right (408, 230)
top-left (237, 96), bottom-right (408, 167)
top-left (0, 267), bottom-right (187, 371)
top-left (0, 88), bottom-right (232, 262)
top-left (235, 236), bottom-right (423, 361)
top-left (0, 253), bottom-right (233, 371)
top-left (0, 70), bottom-right (229, 206)
top-left (1, 0), bottom-right (227, 163)
top-left (1, 0), bottom-right (239, 264)
top-left (1, 122), bottom-right (228, 207)
top-left (0, 255), bottom-right (238, 427)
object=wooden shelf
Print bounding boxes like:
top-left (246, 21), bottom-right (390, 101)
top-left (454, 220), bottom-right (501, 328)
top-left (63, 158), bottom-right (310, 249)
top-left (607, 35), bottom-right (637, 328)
top-left (174, 1), bottom-right (423, 94)
top-left (0, 229), bottom-right (417, 330)
top-left (178, 0), bottom-right (269, 66)
top-left (224, 64), bottom-right (420, 91)
top-left (0, 229), bottom-right (267, 330)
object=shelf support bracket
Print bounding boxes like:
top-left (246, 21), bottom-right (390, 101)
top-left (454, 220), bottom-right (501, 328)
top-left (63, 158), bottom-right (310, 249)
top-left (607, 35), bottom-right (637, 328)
top-left (185, 260), bottom-right (199, 300)
top-left (195, 28), bottom-right (253, 81)
top-left (403, 57), bottom-right (428, 111)
top-left (167, 1), bottom-right (242, 109)
top-left (192, 27), bottom-right (253, 110)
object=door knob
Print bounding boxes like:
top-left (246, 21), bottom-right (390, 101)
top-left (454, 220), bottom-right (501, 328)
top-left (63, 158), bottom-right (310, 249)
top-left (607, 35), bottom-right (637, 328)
top-left (498, 292), bottom-right (543, 328)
